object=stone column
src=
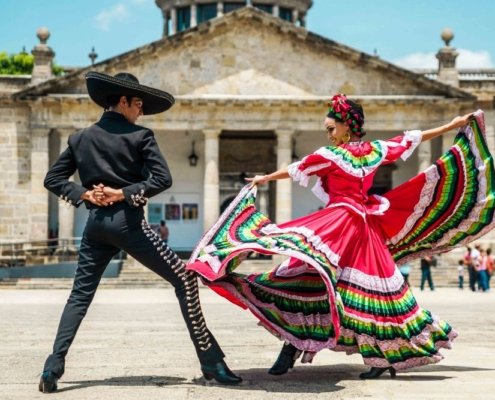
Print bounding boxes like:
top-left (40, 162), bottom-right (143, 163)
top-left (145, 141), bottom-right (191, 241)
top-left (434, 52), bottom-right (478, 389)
top-left (292, 9), bottom-right (299, 24)
top-left (300, 13), bottom-right (307, 27)
top-left (203, 130), bottom-right (221, 231)
top-left (417, 140), bottom-right (432, 173)
top-left (191, 3), bottom-right (197, 27)
top-left (170, 8), bottom-right (177, 35)
top-left (57, 129), bottom-right (75, 240)
top-left (275, 130), bottom-right (293, 223)
top-left (273, 4), bottom-right (279, 17)
top-left (29, 128), bottom-right (50, 240)
top-left (217, 2), bottom-right (224, 17)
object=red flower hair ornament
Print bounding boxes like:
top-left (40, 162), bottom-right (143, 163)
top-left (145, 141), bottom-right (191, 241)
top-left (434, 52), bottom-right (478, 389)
top-left (327, 94), bottom-right (366, 137)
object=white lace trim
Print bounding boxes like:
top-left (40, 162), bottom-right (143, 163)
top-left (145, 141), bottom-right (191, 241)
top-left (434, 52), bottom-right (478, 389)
top-left (311, 178), bottom-right (330, 204)
top-left (337, 266), bottom-right (405, 293)
top-left (400, 130), bottom-right (422, 161)
top-left (370, 194), bottom-right (390, 215)
top-left (288, 161), bottom-right (309, 187)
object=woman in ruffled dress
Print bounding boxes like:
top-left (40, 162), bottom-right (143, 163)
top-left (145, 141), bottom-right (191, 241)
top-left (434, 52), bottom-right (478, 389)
top-left (188, 94), bottom-right (495, 379)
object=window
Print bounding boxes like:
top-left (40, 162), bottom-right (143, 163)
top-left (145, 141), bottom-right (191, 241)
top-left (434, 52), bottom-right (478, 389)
top-left (279, 7), bottom-right (292, 22)
top-left (254, 3), bottom-right (273, 14)
top-left (224, 2), bottom-right (243, 13)
top-left (177, 6), bottom-right (191, 32)
top-left (197, 3), bottom-right (217, 23)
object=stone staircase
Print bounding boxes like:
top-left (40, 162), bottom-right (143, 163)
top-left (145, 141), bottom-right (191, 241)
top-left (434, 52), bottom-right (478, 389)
top-left (0, 252), bottom-right (464, 290)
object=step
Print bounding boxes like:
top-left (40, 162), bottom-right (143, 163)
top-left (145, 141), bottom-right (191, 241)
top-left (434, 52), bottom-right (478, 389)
top-left (0, 254), bottom-right (466, 289)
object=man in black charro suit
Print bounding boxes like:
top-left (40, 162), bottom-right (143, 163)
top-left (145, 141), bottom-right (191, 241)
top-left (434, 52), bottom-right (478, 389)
top-left (39, 72), bottom-right (241, 393)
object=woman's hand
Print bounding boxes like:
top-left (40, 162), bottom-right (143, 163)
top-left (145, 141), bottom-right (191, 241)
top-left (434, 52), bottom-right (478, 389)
top-left (449, 113), bottom-right (476, 130)
top-left (245, 175), bottom-right (269, 188)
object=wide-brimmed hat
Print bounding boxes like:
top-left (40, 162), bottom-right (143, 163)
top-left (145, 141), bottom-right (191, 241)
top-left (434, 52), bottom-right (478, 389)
top-left (85, 71), bottom-right (175, 115)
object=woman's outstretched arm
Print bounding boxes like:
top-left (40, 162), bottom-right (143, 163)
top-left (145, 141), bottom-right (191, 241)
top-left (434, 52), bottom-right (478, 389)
top-left (246, 168), bottom-right (290, 187)
top-left (421, 112), bottom-right (475, 142)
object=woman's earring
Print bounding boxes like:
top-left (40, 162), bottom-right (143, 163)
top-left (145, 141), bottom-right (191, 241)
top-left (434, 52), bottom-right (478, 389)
top-left (343, 132), bottom-right (351, 144)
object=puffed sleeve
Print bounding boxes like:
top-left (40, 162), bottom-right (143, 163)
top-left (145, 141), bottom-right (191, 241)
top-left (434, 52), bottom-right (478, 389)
top-left (382, 130), bottom-right (423, 164)
top-left (287, 147), bottom-right (333, 187)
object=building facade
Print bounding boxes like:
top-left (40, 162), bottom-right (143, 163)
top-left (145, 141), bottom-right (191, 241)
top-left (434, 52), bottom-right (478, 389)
top-left (0, 3), bottom-right (494, 251)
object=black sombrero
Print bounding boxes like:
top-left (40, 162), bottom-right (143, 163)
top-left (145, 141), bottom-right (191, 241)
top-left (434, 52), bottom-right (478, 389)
top-left (85, 71), bottom-right (175, 115)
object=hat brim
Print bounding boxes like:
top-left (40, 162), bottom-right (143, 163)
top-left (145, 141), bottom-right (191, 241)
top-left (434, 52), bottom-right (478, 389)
top-left (85, 72), bottom-right (175, 115)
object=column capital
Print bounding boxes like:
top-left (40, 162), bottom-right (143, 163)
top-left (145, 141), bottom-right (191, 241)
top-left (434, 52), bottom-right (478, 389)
top-left (202, 129), bottom-right (222, 140)
top-left (275, 129), bottom-right (295, 138)
top-left (191, 3), bottom-right (197, 27)
top-left (275, 130), bottom-right (295, 148)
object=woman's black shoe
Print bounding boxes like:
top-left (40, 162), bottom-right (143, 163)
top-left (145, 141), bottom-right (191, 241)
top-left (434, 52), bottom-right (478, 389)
top-left (201, 360), bottom-right (242, 385)
top-left (268, 343), bottom-right (299, 375)
top-left (38, 371), bottom-right (59, 393)
top-left (359, 366), bottom-right (396, 379)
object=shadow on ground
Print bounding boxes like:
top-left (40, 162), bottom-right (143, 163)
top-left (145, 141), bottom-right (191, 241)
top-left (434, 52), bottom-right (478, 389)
top-left (56, 363), bottom-right (493, 394)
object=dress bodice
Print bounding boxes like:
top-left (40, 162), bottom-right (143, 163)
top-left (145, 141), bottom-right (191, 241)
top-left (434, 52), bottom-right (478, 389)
top-left (288, 132), bottom-right (423, 217)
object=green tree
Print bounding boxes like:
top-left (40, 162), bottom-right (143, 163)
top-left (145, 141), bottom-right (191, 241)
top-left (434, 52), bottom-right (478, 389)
top-left (0, 51), bottom-right (33, 75)
top-left (0, 51), bottom-right (64, 76)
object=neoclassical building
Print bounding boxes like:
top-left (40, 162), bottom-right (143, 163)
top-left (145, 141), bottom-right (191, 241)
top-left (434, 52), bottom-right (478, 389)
top-left (0, 1), bottom-right (494, 251)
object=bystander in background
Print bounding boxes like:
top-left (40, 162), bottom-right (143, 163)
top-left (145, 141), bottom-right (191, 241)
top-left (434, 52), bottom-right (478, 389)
top-left (420, 256), bottom-right (436, 291)
top-left (458, 259), bottom-right (464, 290)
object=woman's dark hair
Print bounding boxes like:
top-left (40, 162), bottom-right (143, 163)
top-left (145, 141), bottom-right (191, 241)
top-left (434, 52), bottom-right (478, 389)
top-left (347, 99), bottom-right (364, 120)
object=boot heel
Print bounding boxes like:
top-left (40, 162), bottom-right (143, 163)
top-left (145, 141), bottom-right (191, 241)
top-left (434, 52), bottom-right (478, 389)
top-left (202, 370), bottom-right (214, 381)
top-left (201, 361), bottom-right (242, 385)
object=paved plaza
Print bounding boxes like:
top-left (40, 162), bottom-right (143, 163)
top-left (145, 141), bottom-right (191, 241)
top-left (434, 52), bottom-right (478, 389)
top-left (1, 286), bottom-right (494, 400)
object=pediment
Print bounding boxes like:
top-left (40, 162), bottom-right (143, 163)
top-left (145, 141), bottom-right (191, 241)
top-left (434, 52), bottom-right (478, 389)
top-left (14, 7), bottom-right (473, 101)
top-left (187, 69), bottom-right (314, 96)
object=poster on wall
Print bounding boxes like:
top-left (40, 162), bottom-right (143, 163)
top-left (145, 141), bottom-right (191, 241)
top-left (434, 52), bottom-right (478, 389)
top-left (165, 203), bottom-right (181, 220)
top-left (148, 203), bottom-right (164, 224)
top-left (182, 203), bottom-right (198, 221)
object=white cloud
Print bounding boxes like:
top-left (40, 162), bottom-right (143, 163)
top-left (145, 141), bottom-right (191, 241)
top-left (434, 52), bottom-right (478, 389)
top-left (393, 52), bottom-right (437, 70)
top-left (95, 3), bottom-right (130, 32)
top-left (457, 49), bottom-right (494, 69)
top-left (393, 49), bottom-right (494, 70)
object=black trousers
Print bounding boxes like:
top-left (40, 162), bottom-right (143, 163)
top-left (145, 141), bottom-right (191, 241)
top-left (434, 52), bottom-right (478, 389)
top-left (44, 203), bottom-right (224, 378)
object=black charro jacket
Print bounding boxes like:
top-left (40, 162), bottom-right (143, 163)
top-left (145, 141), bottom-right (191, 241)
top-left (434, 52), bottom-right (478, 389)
top-left (44, 111), bottom-right (172, 208)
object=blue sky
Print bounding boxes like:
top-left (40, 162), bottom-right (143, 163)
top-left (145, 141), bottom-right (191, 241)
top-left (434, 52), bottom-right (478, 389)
top-left (1, 0), bottom-right (494, 70)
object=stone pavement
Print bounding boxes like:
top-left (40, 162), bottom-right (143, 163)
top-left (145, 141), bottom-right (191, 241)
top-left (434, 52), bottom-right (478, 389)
top-left (0, 287), bottom-right (494, 400)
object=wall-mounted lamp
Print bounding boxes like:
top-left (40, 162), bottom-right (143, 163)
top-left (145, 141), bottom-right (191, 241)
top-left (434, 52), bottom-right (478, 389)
top-left (291, 138), bottom-right (299, 162)
top-left (188, 140), bottom-right (198, 167)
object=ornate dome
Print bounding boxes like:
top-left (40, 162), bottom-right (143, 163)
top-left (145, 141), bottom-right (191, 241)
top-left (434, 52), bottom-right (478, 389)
top-left (155, 0), bottom-right (313, 36)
